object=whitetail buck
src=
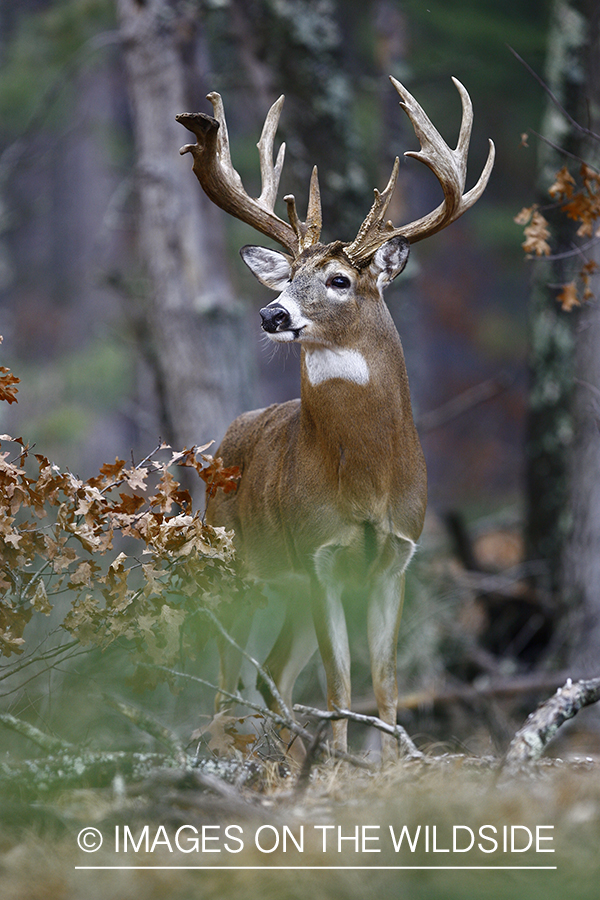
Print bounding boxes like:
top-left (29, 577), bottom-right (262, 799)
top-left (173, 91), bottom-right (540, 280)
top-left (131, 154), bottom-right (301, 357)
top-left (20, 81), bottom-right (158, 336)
top-left (177, 77), bottom-right (494, 757)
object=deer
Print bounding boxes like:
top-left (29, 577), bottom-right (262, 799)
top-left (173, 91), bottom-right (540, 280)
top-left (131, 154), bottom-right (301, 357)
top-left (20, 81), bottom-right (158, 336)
top-left (177, 76), bottom-right (494, 759)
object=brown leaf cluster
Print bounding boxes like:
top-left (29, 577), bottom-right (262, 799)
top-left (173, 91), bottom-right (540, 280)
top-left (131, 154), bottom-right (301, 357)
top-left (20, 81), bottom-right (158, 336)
top-left (554, 164), bottom-right (600, 239)
top-left (0, 427), bottom-right (250, 674)
top-left (516, 163), bottom-right (600, 309)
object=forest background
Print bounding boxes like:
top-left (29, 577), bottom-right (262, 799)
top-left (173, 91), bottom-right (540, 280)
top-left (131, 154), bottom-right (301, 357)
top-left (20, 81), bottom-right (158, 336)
top-left (1, 0), bottom-right (600, 764)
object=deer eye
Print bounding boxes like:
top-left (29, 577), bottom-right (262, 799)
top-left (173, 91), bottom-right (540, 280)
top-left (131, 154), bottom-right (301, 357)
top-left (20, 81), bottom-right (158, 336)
top-left (328, 274), bottom-right (351, 289)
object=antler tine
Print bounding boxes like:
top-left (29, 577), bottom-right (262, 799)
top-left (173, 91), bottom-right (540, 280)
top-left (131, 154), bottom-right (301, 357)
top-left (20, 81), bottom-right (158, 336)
top-left (256, 95), bottom-right (286, 212)
top-left (206, 91), bottom-right (243, 193)
top-left (284, 165), bottom-right (323, 253)
top-left (177, 93), bottom-right (323, 257)
top-left (344, 77), bottom-right (495, 266)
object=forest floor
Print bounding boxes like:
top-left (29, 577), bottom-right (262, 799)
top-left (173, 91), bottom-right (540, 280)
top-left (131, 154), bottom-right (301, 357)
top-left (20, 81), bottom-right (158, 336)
top-left (1, 746), bottom-right (600, 900)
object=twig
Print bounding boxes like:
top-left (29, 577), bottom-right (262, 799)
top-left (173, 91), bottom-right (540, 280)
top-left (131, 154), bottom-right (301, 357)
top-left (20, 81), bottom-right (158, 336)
top-left (294, 703), bottom-right (423, 758)
top-left (508, 45), bottom-right (600, 145)
top-left (294, 721), bottom-right (328, 796)
top-left (0, 639), bottom-right (80, 684)
top-left (148, 664), bottom-right (372, 770)
top-left (503, 676), bottom-right (600, 769)
top-left (0, 712), bottom-right (74, 753)
top-left (542, 236), bottom-right (600, 262)
top-left (200, 607), bottom-right (293, 722)
top-left (102, 694), bottom-right (186, 765)
top-left (353, 669), bottom-right (575, 714)
top-left (0, 649), bottom-right (93, 700)
top-left (526, 128), bottom-right (600, 173)
top-left (416, 374), bottom-right (513, 433)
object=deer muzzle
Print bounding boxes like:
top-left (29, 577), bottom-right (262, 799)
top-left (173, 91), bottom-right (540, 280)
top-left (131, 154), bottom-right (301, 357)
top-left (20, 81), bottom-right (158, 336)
top-left (260, 304), bottom-right (292, 333)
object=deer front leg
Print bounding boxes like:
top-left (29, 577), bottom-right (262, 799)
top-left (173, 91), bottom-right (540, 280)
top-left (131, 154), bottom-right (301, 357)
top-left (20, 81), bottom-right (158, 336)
top-left (257, 584), bottom-right (318, 760)
top-left (215, 609), bottom-right (253, 712)
top-left (367, 538), bottom-right (413, 761)
top-left (310, 558), bottom-right (351, 752)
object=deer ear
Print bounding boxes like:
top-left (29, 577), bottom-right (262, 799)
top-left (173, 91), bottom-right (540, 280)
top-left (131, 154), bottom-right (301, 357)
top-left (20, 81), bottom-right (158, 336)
top-left (370, 236), bottom-right (410, 288)
top-left (240, 246), bottom-right (293, 290)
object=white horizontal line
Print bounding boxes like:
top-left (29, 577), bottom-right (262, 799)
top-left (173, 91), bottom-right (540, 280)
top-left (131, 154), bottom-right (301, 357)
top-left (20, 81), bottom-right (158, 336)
top-left (75, 865), bottom-right (557, 871)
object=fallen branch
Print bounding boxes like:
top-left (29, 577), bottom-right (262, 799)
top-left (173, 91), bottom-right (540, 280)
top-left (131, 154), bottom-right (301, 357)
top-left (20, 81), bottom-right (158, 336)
top-left (0, 750), bottom-right (171, 801)
top-left (102, 694), bottom-right (186, 765)
top-left (503, 676), bottom-right (600, 769)
top-left (0, 712), bottom-right (74, 753)
top-left (294, 721), bottom-right (328, 796)
top-left (354, 669), bottom-right (574, 715)
top-left (294, 703), bottom-right (423, 758)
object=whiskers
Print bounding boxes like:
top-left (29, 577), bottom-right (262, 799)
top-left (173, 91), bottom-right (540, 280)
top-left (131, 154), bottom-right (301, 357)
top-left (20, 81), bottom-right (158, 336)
top-left (260, 332), bottom-right (300, 366)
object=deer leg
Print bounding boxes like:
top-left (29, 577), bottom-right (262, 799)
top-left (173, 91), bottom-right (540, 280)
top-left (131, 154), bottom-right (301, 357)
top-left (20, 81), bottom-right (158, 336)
top-left (215, 609), bottom-right (253, 712)
top-left (310, 553), bottom-right (351, 752)
top-left (259, 589), bottom-right (318, 715)
top-left (258, 588), bottom-right (318, 758)
top-left (367, 571), bottom-right (404, 760)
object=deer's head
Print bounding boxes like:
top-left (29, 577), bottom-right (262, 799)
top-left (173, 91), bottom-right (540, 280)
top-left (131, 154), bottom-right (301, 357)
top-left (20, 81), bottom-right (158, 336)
top-left (177, 77), bottom-right (494, 361)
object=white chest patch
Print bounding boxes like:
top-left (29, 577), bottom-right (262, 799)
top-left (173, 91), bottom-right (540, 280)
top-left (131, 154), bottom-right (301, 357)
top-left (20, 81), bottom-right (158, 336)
top-left (304, 347), bottom-right (370, 386)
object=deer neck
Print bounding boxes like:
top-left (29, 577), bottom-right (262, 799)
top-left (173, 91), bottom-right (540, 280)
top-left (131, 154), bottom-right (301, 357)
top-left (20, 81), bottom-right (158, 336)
top-left (298, 309), bottom-right (419, 486)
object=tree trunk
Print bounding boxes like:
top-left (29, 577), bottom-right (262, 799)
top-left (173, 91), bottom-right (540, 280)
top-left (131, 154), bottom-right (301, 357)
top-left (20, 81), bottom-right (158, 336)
top-left (227, 0), bottom-right (370, 241)
top-left (116, 0), bottom-right (254, 457)
top-left (561, 1), bottom-right (600, 672)
top-left (524, 0), bottom-right (588, 598)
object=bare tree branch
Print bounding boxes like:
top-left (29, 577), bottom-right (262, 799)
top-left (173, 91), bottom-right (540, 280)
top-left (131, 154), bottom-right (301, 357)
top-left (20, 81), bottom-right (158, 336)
top-left (294, 703), bottom-right (423, 758)
top-left (416, 374), bottom-right (513, 432)
top-left (200, 608), bottom-right (293, 722)
top-left (102, 694), bottom-right (186, 764)
top-left (503, 676), bottom-right (600, 768)
top-left (508, 45), bottom-right (600, 145)
top-left (148, 664), bottom-right (373, 770)
top-left (354, 670), bottom-right (574, 715)
top-left (0, 712), bottom-right (74, 753)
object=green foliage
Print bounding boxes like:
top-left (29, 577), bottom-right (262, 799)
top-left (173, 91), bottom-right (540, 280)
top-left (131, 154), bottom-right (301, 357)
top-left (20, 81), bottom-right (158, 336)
top-left (9, 336), bottom-right (134, 460)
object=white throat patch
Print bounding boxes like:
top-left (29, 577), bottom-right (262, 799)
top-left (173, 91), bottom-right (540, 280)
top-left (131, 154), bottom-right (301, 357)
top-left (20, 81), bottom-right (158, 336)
top-left (304, 347), bottom-right (370, 387)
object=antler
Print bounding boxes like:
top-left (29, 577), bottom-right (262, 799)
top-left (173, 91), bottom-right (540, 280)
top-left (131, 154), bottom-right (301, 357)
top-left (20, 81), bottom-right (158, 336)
top-left (177, 94), bottom-right (322, 257)
top-left (344, 77), bottom-right (495, 267)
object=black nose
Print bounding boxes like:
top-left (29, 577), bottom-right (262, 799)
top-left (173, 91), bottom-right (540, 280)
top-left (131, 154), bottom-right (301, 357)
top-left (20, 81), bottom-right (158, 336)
top-left (260, 304), bottom-right (291, 333)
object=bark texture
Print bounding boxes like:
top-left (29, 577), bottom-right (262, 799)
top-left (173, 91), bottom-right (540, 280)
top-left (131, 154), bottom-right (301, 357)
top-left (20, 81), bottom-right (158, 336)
top-left (524, 0), bottom-right (588, 595)
top-left (561, 1), bottom-right (600, 671)
top-left (117, 0), bottom-right (254, 454)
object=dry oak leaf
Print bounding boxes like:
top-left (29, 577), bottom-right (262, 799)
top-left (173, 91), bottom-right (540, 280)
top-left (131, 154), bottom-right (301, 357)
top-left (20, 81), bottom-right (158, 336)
top-left (68, 560), bottom-right (98, 588)
top-left (194, 711), bottom-right (258, 756)
top-left (200, 457), bottom-right (241, 499)
top-left (30, 580), bottom-right (52, 615)
top-left (89, 457), bottom-right (126, 489)
top-left (0, 367), bottom-right (19, 404)
top-left (122, 465), bottom-right (149, 492)
top-left (522, 210), bottom-right (551, 256)
top-left (514, 205), bottom-right (535, 226)
top-left (150, 468), bottom-right (180, 513)
top-left (556, 282), bottom-right (580, 312)
top-left (548, 165), bottom-right (576, 200)
top-left (0, 630), bottom-right (26, 655)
